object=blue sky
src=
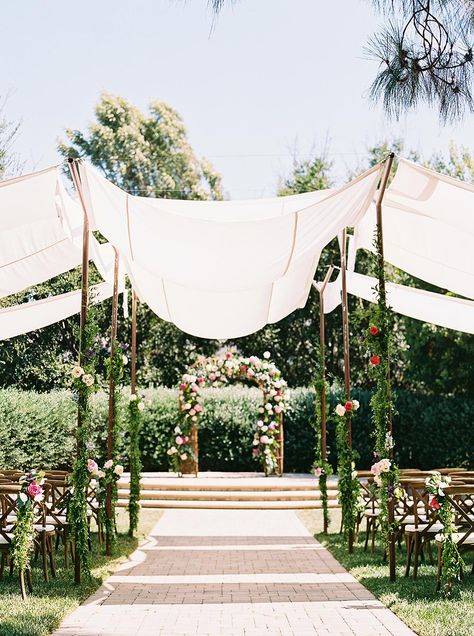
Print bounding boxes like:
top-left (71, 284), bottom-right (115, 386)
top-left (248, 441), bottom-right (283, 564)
top-left (2, 0), bottom-right (473, 197)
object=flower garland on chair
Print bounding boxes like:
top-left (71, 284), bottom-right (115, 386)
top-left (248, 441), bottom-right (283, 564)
top-left (334, 400), bottom-right (361, 539)
top-left (169, 352), bottom-right (287, 476)
top-left (426, 472), bottom-right (464, 596)
top-left (12, 470), bottom-right (45, 586)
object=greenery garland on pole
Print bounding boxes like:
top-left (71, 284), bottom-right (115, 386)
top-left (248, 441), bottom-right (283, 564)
top-left (103, 339), bottom-right (125, 553)
top-left (334, 399), bottom-right (361, 540)
top-left (312, 373), bottom-right (332, 533)
top-left (128, 393), bottom-right (144, 537)
top-left (69, 314), bottom-right (99, 582)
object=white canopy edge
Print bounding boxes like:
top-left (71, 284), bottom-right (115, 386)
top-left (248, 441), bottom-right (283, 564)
top-left (0, 281), bottom-right (121, 341)
top-left (354, 158), bottom-right (474, 300)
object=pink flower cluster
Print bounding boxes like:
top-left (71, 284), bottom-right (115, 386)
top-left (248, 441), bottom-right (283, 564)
top-left (370, 458), bottom-right (391, 485)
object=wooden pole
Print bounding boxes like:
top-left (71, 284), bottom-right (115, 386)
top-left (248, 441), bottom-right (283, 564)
top-left (68, 158), bottom-right (90, 585)
top-left (312, 266), bottom-right (334, 534)
top-left (340, 228), bottom-right (354, 553)
top-left (375, 153), bottom-right (396, 581)
top-left (105, 248), bottom-right (120, 556)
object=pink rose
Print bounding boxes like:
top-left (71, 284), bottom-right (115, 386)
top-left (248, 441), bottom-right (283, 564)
top-left (247, 369), bottom-right (255, 377)
top-left (87, 459), bottom-right (98, 474)
top-left (274, 405), bottom-right (282, 414)
top-left (194, 404), bottom-right (202, 413)
top-left (268, 423), bottom-right (276, 431)
top-left (175, 436), bottom-right (184, 446)
top-left (252, 448), bottom-right (259, 455)
top-left (197, 377), bottom-right (205, 384)
top-left (27, 482), bottom-right (43, 498)
top-left (314, 467), bottom-right (322, 477)
top-left (189, 409), bottom-right (196, 416)
top-left (225, 352), bottom-right (232, 359)
top-left (209, 373), bottom-right (216, 381)
top-left (249, 356), bottom-right (259, 364)
top-left (260, 435), bottom-right (269, 444)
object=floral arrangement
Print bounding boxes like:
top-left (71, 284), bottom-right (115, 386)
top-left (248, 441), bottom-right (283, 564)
top-left (12, 470), bottom-right (45, 575)
top-left (170, 351), bottom-right (287, 476)
top-left (425, 472), bottom-right (464, 595)
top-left (334, 399), bottom-right (361, 541)
top-left (87, 457), bottom-right (124, 552)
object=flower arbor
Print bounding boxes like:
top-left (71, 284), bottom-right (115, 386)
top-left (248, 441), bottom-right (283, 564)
top-left (168, 352), bottom-right (287, 476)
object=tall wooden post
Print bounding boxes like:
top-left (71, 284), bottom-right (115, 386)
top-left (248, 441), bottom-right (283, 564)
top-left (313, 266), bottom-right (334, 533)
top-left (375, 153), bottom-right (396, 580)
top-left (105, 249), bottom-right (120, 556)
top-left (340, 228), bottom-right (354, 553)
top-left (131, 290), bottom-right (137, 395)
top-left (68, 158), bottom-right (90, 584)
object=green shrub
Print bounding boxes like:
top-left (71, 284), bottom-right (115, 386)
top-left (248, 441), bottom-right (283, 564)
top-left (0, 387), bottom-right (472, 472)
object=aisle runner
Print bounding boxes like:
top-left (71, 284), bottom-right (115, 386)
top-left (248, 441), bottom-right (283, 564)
top-left (53, 510), bottom-right (415, 636)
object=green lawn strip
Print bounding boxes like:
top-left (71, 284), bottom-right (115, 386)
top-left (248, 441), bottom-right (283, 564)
top-left (317, 532), bottom-right (474, 636)
top-left (0, 509), bottom-right (163, 636)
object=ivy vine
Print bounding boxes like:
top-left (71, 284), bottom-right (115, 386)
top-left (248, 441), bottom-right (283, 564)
top-left (12, 470), bottom-right (46, 575)
top-left (313, 372), bottom-right (332, 532)
top-left (128, 393), bottom-right (144, 537)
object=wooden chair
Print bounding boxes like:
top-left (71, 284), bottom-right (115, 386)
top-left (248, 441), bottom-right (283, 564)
top-left (32, 483), bottom-right (57, 582)
top-left (435, 485), bottom-right (474, 592)
top-left (403, 480), bottom-right (443, 578)
top-left (363, 478), bottom-right (381, 552)
top-left (44, 478), bottom-right (73, 567)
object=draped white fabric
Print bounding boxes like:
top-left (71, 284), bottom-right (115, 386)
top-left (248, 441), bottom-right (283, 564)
top-left (319, 269), bottom-right (474, 334)
top-left (354, 159), bottom-right (474, 299)
top-left (0, 167), bottom-right (121, 297)
top-left (79, 162), bottom-right (383, 338)
top-left (0, 283), bottom-right (115, 341)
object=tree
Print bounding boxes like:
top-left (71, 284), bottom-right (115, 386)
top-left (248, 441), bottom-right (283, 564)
top-left (59, 93), bottom-right (224, 388)
top-left (208, 1), bottom-right (473, 122)
top-left (0, 98), bottom-right (21, 179)
top-left (368, 1), bottom-right (474, 122)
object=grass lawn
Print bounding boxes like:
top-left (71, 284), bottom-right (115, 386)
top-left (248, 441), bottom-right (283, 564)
top-left (0, 508), bottom-right (163, 636)
top-left (298, 509), bottom-right (474, 636)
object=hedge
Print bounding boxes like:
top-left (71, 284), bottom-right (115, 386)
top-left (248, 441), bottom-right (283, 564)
top-left (0, 387), bottom-right (472, 472)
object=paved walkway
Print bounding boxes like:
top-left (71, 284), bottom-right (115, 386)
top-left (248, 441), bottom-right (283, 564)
top-left (53, 510), bottom-right (415, 636)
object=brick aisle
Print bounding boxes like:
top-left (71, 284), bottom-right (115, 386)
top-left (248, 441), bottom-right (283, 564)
top-left (53, 510), bottom-right (415, 636)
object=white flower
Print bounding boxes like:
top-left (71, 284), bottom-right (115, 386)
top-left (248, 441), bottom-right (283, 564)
top-left (252, 439), bottom-right (259, 446)
top-left (352, 400), bottom-right (360, 410)
top-left (114, 464), bottom-right (124, 476)
top-left (174, 426), bottom-right (182, 434)
top-left (71, 365), bottom-right (84, 379)
top-left (34, 493), bottom-right (44, 502)
top-left (180, 453), bottom-right (187, 461)
top-left (335, 404), bottom-right (346, 417)
top-left (19, 492), bottom-right (27, 503)
top-left (167, 447), bottom-right (177, 455)
top-left (129, 393), bottom-right (137, 402)
top-left (104, 459), bottom-right (113, 469)
top-left (191, 415), bottom-right (198, 422)
top-left (184, 403), bottom-right (191, 410)
top-left (82, 374), bottom-right (94, 387)
top-left (261, 425), bottom-right (268, 432)
top-left (138, 402), bottom-right (145, 411)
top-left (97, 470), bottom-right (106, 479)
top-left (263, 351), bottom-right (271, 359)
top-left (122, 355), bottom-right (128, 365)
top-left (265, 403), bottom-right (273, 411)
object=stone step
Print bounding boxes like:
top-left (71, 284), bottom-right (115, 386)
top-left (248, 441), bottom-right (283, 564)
top-left (117, 498), bottom-right (340, 510)
top-left (117, 480), bottom-right (338, 492)
top-left (117, 488), bottom-right (339, 502)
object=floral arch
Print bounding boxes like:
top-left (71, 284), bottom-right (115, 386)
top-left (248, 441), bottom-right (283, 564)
top-left (167, 351), bottom-right (287, 476)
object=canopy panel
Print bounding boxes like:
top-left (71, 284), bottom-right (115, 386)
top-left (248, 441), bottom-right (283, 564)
top-left (79, 162), bottom-right (383, 338)
top-left (354, 159), bottom-right (474, 299)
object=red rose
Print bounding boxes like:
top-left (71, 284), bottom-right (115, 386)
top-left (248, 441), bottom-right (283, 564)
top-left (225, 352), bottom-right (232, 359)
top-left (240, 365), bottom-right (247, 372)
top-left (369, 325), bottom-right (379, 336)
top-left (344, 401), bottom-right (353, 412)
top-left (370, 355), bottom-right (381, 365)
top-left (429, 495), bottom-right (441, 510)
top-left (179, 383), bottom-right (187, 390)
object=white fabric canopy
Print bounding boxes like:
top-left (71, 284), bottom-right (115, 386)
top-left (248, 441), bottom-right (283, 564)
top-left (79, 161), bottom-right (383, 338)
top-left (0, 167), bottom-right (122, 297)
top-left (0, 282), bottom-right (115, 341)
top-left (354, 159), bottom-right (474, 300)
